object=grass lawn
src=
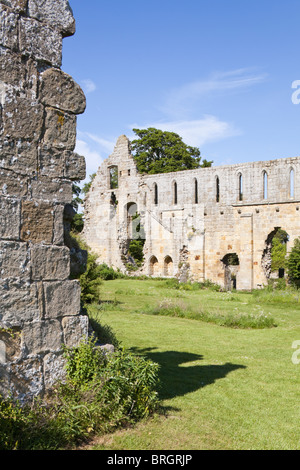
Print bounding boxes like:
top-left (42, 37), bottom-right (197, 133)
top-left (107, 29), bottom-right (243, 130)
top-left (86, 279), bottom-right (300, 450)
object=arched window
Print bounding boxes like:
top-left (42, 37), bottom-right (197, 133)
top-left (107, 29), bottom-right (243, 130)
top-left (216, 176), bottom-right (220, 203)
top-left (154, 183), bottom-right (158, 205)
top-left (109, 165), bottom-right (118, 189)
top-left (290, 168), bottom-right (295, 198)
top-left (263, 171), bottom-right (268, 200)
top-left (173, 181), bottom-right (178, 205)
top-left (238, 173), bottom-right (243, 201)
top-left (194, 179), bottom-right (198, 204)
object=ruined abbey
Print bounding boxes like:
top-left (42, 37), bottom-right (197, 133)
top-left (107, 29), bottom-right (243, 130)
top-left (83, 135), bottom-right (300, 291)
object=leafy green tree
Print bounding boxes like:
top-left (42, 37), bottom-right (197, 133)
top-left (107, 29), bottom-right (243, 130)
top-left (271, 229), bottom-right (288, 272)
top-left (71, 182), bottom-right (83, 211)
top-left (131, 128), bottom-right (212, 174)
top-left (287, 237), bottom-right (300, 287)
top-left (71, 213), bottom-right (84, 233)
top-left (82, 173), bottom-right (96, 196)
top-left (129, 240), bottom-right (145, 264)
top-left (70, 174), bottom-right (97, 234)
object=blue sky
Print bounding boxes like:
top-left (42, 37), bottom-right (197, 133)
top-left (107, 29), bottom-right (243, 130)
top-left (62, 0), bottom-right (300, 184)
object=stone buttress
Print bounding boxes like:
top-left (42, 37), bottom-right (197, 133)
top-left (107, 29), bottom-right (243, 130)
top-left (0, 0), bottom-right (89, 401)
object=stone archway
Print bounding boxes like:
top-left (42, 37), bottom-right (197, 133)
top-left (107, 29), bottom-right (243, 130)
top-left (164, 256), bottom-right (173, 276)
top-left (222, 253), bottom-right (240, 291)
top-left (149, 256), bottom-right (159, 276)
top-left (262, 227), bottom-right (289, 281)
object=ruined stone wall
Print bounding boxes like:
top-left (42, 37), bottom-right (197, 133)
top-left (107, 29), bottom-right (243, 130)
top-left (0, 0), bottom-right (88, 401)
top-left (83, 135), bottom-right (300, 291)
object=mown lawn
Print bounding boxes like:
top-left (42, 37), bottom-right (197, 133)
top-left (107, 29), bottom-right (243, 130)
top-left (87, 279), bottom-right (300, 450)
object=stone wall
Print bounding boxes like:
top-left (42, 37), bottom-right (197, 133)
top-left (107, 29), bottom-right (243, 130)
top-left (83, 135), bottom-right (300, 291)
top-left (0, 0), bottom-right (88, 401)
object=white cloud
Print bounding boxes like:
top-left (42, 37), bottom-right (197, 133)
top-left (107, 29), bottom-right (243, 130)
top-left (75, 139), bottom-right (103, 184)
top-left (81, 79), bottom-right (97, 94)
top-left (161, 68), bottom-right (268, 118)
top-left (129, 115), bottom-right (241, 148)
top-left (128, 68), bottom-right (266, 150)
top-left (84, 132), bottom-right (115, 153)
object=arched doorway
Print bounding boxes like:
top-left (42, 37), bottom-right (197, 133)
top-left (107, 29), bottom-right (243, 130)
top-left (222, 253), bottom-right (240, 290)
top-left (149, 256), bottom-right (159, 276)
top-left (262, 228), bottom-right (289, 281)
top-left (164, 256), bottom-right (173, 276)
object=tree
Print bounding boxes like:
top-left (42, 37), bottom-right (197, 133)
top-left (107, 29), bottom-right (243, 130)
top-left (82, 173), bottom-right (96, 196)
top-left (287, 238), bottom-right (300, 288)
top-left (131, 128), bottom-right (212, 174)
top-left (71, 174), bottom-right (97, 234)
top-left (71, 182), bottom-right (83, 212)
top-left (271, 229), bottom-right (288, 272)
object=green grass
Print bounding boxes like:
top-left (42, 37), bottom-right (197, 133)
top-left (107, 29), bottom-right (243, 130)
top-left (86, 279), bottom-right (300, 450)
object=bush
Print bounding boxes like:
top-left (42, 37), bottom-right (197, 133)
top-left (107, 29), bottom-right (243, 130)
top-left (61, 338), bottom-right (160, 430)
top-left (97, 263), bottom-right (123, 280)
top-left (79, 250), bottom-right (103, 304)
top-left (0, 338), bottom-right (160, 450)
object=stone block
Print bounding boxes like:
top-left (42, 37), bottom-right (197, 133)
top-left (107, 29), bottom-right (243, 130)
top-left (62, 315), bottom-right (89, 348)
top-left (0, 278), bottom-right (40, 327)
top-left (43, 107), bottom-right (77, 150)
top-left (19, 17), bottom-right (62, 67)
top-left (30, 177), bottom-right (73, 204)
top-left (0, 139), bottom-right (38, 175)
top-left (38, 147), bottom-right (65, 178)
top-left (43, 280), bottom-right (81, 319)
top-left (53, 204), bottom-right (64, 246)
top-left (0, 5), bottom-right (18, 50)
top-left (0, 241), bottom-right (30, 279)
top-left (0, 168), bottom-right (28, 198)
top-left (28, 0), bottom-right (76, 37)
top-left (64, 151), bottom-right (86, 181)
top-left (20, 200), bottom-right (54, 244)
top-left (40, 68), bottom-right (86, 114)
top-left (0, 197), bottom-right (20, 240)
top-left (0, 48), bottom-right (39, 100)
top-left (31, 245), bottom-right (70, 281)
top-left (0, 47), bottom-right (26, 88)
top-left (22, 320), bottom-right (63, 355)
top-left (2, 96), bottom-right (44, 142)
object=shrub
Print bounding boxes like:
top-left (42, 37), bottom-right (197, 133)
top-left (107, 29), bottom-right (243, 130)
top-left (97, 263), bottom-right (123, 280)
top-left (79, 250), bottom-right (103, 304)
top-left (0, 338), bottom-right (160, 450)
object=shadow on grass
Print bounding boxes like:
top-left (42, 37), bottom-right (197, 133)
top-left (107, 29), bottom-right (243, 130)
top-left (130, 347), bottom-right (246, 401)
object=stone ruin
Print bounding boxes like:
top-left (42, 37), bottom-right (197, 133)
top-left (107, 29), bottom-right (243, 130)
top-left (83, 135), bottom-right (300, 292)
top-left (0, 0), bottom-right (89, 401)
